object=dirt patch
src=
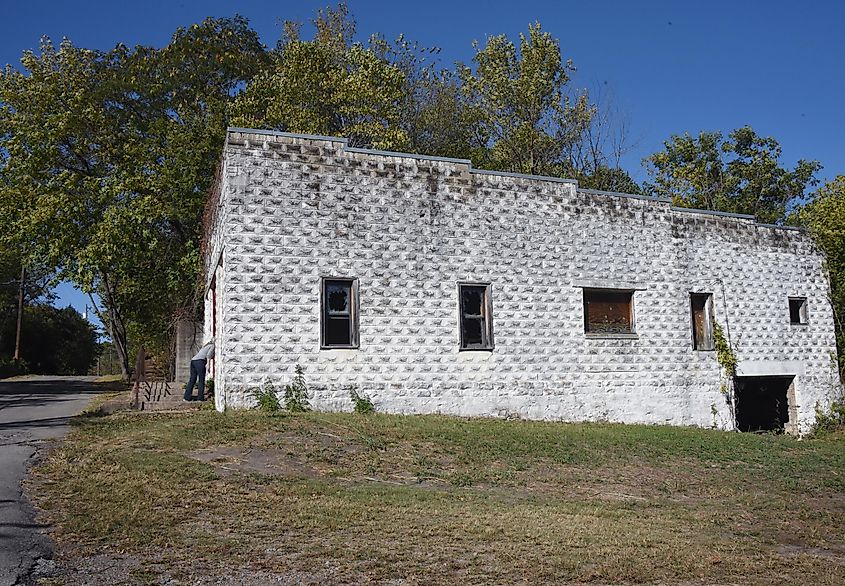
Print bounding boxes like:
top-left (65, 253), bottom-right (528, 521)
top-left (190, 446), bottom-right (318, 479)
top-left (776, 544), bottom-right (845, 565)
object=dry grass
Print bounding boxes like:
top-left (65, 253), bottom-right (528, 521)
top-left (30, 410), bottom-right (845, 585)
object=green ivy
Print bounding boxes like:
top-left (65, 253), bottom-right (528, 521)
top-left (713, 322), bottom-right (737, 379)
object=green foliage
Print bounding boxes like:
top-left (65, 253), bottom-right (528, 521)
top-left (458, 22), bottom-right (593, 177)
top-left (713, 322), bottom-right (737, 379)
top-left (800, 177), bottom-right (845, 378)
top-left (232, 3), bottom-right (408, 150)
top-left (0, 305), bottom-right (98, 374)
top-left (252, 381), bottom-right (282, 413)
top-left (0, 357), bottom-right (28, 379)
top-left (644, 126), bottom-right (821, 224)
top-left (284, 364), bottom-right (311, 413)
top-left (350, 388), bottom-right (375, 414)
top-left (577, 165), bottom-right (641, 194)
top-left (0, 17), bottom-right (266, 376)
top-left (811, 397), bottom-right (845, 437)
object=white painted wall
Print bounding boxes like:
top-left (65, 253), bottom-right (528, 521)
top-left (204, 130), bottom-right (841, 434)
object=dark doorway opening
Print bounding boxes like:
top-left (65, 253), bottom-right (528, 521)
top-left (734, 376), bottom-right (793, 433)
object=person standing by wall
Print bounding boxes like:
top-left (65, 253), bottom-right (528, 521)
top-left (184, 338), bottom-right (214, 401)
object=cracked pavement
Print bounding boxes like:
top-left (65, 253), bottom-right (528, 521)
top-left (0, 376), bottom-right (114, 586)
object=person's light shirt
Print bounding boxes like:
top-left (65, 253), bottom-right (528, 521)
top-left (192, 342), bottom-right (215, 361)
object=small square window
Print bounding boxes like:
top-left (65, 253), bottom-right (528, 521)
top-left (690, 293), bottom-right (714, 350)
top-left (584, 289), bottom-right (635, 334)
top-left (321, 278), bottom-right (359, 348)
top-left (458, 283), bottom-right (494, 350)
top-left (789, 297), bottom-right (808, 325)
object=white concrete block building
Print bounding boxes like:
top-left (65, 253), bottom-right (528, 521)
top-left (202, 128), bottom-right (841, 434)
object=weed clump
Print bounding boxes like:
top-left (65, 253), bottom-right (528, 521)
top-left (812, 397), bottom-right (845, 437)
top-left (350, 388), bottom-right (375, 414)
top-left (284, 364), bottom-right (310, 413)
top-left (253, 382), bottom-right (282, 413)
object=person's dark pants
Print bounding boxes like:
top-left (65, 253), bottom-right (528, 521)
top-left (184, 359), bottom-right (207, 401)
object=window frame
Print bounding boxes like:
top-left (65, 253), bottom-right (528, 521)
top-left (582, 288), bottom-right (637, 337)
top-left (689, 292), bottom-right (715, 351)
top-left (320, 277), bottom-right (360, 349)
top-left (457, 282), bottom-right (494, 351)
top-left (788, 296), bottom-right (809, 326)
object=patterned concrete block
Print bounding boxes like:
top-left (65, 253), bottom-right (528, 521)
top-left (202, 129), bottom-right (841, 434)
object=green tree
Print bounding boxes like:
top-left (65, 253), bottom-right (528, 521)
top-left (577, 166), bottom-right (641, 194)
top-left (232, 3), bottom-right (407, 149)
top-left (458, 23), bottom-right (594, 177)
top-left (800, 177), bottom-right (845, 377)
top-left (644, 126), bottom-right (821, 224)
top-left (0, 304), bottom-right (98, 375)
top-left (0, 17), bottom-right (266, 378)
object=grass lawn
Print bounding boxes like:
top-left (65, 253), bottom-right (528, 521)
top-left (29, 408), bottom-right (845, 584)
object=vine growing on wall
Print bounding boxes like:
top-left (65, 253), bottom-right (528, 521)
top-left (713, 321), bottom-right (738, 429)
top-left (713, 322), bottom-right (737, 380)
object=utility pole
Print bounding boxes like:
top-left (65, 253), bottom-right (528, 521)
top-left (13, 266), bottom-right (24, 363)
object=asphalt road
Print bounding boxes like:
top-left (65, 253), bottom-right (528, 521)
top-left (0, 376), bottom-right (113, 586)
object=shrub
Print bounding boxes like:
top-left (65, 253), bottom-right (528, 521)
top-left (811, 397), bottom-right (845, 437)
top-left (253, 381), bottom-right (282, 413)
top-left (350, 388), bottom-right (375, 414)
top-left (0, 358), bottom-right (28, 379)
top-left (284, 364), bottom-right (310, 413)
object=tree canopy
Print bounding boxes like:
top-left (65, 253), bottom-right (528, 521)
top-left (0, 17), bottom-right (266, 376)
top-left (0, 304), bottom-right (98, 375)
top-left (800, 177), bottom-right (845, 376)
top-left (232, 4), bottom-right (408, 149)
top-left (644, 126), bottom-right (821, 224)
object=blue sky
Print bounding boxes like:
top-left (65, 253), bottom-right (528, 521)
top-left (3, 0), bottom-right (844, 314)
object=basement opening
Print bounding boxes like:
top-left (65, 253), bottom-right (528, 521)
top-left (734, 376), bottom-right (795, 433)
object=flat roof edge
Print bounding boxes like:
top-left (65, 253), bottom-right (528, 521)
top-left (577, 187), bottom-right (670, 203)
top-left (670, 205), bottom-right (756, 221)
top-left (226, 127), bottom-right (577, 185)
top-left (227, 127), bottom-right (349, 144)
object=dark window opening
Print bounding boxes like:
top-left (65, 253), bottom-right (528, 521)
top-left (459, 283), bottom-right (493, 350)
top-left (735, 376), bottom-right (792, 433)
top-left (321, 278), bottom-right (358, 348)
top-left (789, 297), bottom-right (808, 325)
top-left (690, 293), bottom-right (714, 350)
top-left (584, 289), bottom-right (634, 334)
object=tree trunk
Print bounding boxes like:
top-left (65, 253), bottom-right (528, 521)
top-left (90, 274), bottom-right (131, 380)
top-left (14, 266), bottom-right (25, 362)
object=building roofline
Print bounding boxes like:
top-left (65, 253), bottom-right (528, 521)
top-left (226, 127), bottom-right (577, 184)
top-left (225, 127), bottom-right (807, 233)
top-left (577, 187), bottom-right (671, 204)
top-left (669, 205), bottom-right (755, 221)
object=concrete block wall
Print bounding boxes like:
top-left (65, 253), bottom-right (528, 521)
top-left (203, 129), bottom-right (841, 433)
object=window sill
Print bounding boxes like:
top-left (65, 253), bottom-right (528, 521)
top-left (789, 323), bottom-right (809, 327)
top-left (458, 347), bottom-right (495, 352)
top-left (584, 332), bottom-right (639, 340)
top-left (320, 346), bottom-right (360, 351)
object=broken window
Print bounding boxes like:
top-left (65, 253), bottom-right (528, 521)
top-left (789, 297), bottom-right (808, 325)
top-left (583, 289), bottom-right (634, 334)
top-left (321, 278), bottom-right (358, 348)
top-left (459, 283), bottom-right (493, 350)
top-left (690, 293), bottom-right (714, 350)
